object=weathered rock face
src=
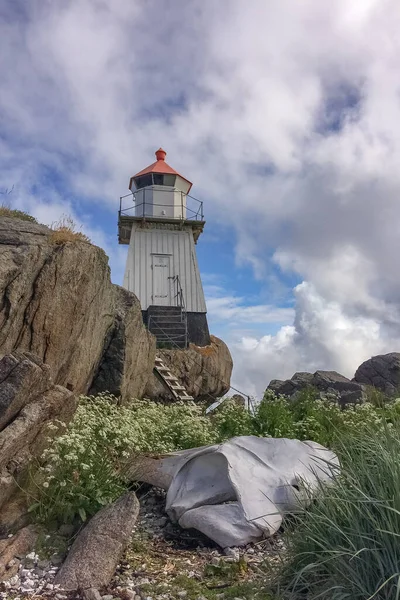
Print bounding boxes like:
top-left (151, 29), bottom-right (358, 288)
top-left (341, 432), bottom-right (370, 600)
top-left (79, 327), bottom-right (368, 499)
top-left (268, 370), bottom-right (365, 406)
top-left (0, 217), bottom-right (155, 399)
top-left (0, 352), bottom-right (77, 533)
top-left (145, 335), bottom-right (233, 401)
top-left (353, 353), bottom-right (400, 395)
top-left (89, 286), bottom-right (155, 402)
top-left (54, 492), bottom-right (139, 592)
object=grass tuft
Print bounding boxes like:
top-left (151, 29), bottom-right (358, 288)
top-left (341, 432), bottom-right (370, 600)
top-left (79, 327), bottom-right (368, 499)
top-left (49, 215), bottom-right (90, 245)
top-left (278, 423), bottom-right (400, 599)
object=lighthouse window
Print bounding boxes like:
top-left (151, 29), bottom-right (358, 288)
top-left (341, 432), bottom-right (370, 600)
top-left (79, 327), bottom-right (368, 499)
top-left (134, 174), bottom-right (153, 189)
top-left (163, 174), bottom-right (176, 186)
top-left (153, 173), bottom-right (164, 185)
top-left (152, 174), bottom-right (176, 186)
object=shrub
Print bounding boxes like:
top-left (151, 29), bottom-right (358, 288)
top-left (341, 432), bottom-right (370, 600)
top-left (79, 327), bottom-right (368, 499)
top-left (0, 204), bottom-right (38, 223)
top-left (29, 395), bottom-right (217, 526)
top-left (278, 422), bottom-right (400, 599)
top-left (49, 215), bottom-right (90, 244)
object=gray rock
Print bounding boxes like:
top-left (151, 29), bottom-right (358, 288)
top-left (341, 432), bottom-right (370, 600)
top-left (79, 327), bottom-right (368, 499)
top-left (83, 589), bottom-right (102, 600)
top-left (223, 547), bottom-right (239, 561)
top-left (54, 492), bottom-right (139, 591)
top-left (89, 287), bottom-right (155, 400)
top-left (267, 369), bottom-right (365, 406)
top-left (37, 558), bottom-right (50, 569)
top-left (354, 353), bottom-right (400, 395)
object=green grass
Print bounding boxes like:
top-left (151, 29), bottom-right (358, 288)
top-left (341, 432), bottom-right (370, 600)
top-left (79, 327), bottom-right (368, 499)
top-left (278, 423), bottom-right (400, 599)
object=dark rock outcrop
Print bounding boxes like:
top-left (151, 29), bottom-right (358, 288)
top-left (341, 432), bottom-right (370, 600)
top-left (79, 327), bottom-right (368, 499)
top-left (145, 335), bottom-right (233, 401)
top-left (54, 492), bottom-right (139, 592)
top-left (353, 353), bottom-right (400, 396)
top-left (268, 370), bottom-right (365, 406)
top-left (0, 352), bottom-right (77, 533)
top-left (0, 217), bottom-right (155, 400)
top-left (89, 287), bottom-right (155, 402)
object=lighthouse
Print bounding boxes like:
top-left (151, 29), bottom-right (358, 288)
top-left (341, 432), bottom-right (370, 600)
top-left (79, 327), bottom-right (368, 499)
top-left (118, 149), bottom-right (210, 348)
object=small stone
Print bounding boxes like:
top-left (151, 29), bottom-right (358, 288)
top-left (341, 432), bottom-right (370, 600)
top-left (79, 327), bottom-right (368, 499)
top-left (37, 558), bottom-right (51, 569)
top-left (246, 547), bottom-right (255, 555)
top-left (26, 551), bottom-right (37, 561)
top-left (50, 553), bottom-right (64, 566)
top-left (56, 595), bottom-right (68, 600)
top-left (34, 567), bottom-right (45, 577)
top-left (46, 583), bottom-right (54, 590)
top-left (83, 589), bottom-right (102, 600)
top-left (6, 558), bottom-right (17, 568)
top-left (21, 586), bottom-right (34, 594)
top-left (211, 556), bottom-right (220, 566)
top-left (102, 595), bottom-right (114, 600)
top-left (177, 593), bottom-right (187, 599)
top-left (121, 591), bottom-right (137, 600)
top-left (9, 575), bottom-right (18, 586)
top-left (224, 547), bottom-right (239, 561)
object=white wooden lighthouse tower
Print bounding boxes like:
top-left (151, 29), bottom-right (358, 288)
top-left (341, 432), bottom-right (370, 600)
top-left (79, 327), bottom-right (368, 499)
top-left (118, 148), bottom-right (210, 348)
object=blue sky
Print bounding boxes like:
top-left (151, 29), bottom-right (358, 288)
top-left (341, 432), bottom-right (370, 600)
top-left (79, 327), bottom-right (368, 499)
top-left (1, 0), bottom-right (400, 397)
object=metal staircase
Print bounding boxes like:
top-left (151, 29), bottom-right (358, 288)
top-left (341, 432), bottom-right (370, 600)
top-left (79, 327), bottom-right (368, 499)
top-left (154, 355), bottom-right (194, 401)
top-left (147, 275), bottom-right (188, 349)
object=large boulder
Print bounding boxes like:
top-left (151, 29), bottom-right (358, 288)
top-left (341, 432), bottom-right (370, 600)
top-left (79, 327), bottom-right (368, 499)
top-left (145, 335), bottom-right (233, 401)
top-left (0, 217), bottom-right (155, 399)
top-left (353, 352), bottom-right (400, 396)
top-left (0, 352), bottom-right (77, 533)
top-left (54, 492), bottom-right (139, 593)
top-left (89, 287), bottom-right (155, 401)
top-left (268, 370), bottom-right (365, 406)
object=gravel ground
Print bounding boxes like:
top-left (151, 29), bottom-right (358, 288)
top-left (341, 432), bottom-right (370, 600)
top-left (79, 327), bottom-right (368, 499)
top-left (0, 487), bottom-right (285, 600)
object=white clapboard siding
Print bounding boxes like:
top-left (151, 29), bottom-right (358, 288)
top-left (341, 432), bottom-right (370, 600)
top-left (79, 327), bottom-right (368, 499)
top-left (123, 223), bottom-right (207, 313)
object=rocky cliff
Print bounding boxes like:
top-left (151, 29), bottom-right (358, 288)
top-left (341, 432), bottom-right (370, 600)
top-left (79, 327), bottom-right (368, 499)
top-left (0, 217), bottom-right (155, 400)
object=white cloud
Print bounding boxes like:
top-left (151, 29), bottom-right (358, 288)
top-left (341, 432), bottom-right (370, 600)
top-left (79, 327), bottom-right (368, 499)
top-left (1, 0), bottom-right (400, 398)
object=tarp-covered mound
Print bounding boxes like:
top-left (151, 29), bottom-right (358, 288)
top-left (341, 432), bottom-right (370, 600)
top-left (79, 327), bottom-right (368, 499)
top-left (131, 436), bottom-right (339, 548)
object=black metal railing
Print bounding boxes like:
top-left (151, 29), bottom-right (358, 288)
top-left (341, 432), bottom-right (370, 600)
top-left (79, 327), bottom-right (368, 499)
top-left (118, 188), bottom-right (204, 222)
top-left (169, 275), bottom-right (184, 308)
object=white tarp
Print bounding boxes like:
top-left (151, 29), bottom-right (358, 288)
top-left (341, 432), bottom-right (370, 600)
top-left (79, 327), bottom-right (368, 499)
top-left (131, 436), bottom-right (339, 548)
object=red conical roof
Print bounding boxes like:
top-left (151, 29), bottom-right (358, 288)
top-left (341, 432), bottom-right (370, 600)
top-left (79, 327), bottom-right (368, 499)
top-left (131, 148), bottom-right (192, 191)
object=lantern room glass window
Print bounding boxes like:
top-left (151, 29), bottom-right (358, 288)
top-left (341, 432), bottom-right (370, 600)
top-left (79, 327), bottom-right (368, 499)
top-left (134, 173), bottom-right (177, 189)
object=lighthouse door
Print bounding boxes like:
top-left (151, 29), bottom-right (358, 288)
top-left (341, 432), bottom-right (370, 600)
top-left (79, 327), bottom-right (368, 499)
top-left (152, 254), bottom-right (172, 306)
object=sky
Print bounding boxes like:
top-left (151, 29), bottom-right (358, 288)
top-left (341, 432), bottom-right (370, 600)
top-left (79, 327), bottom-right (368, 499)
top-left (1, 0), bottom-right (400, 398)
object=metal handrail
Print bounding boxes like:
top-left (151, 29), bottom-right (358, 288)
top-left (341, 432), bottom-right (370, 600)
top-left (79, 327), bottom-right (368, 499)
top-left (118, 188), bottom-right (204, 222)
top-left (147, 274), bottom-right (188, 349)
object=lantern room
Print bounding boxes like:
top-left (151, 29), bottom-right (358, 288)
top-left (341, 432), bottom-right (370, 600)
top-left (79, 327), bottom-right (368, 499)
top-left (129, 148), bottom-right (192, 219)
